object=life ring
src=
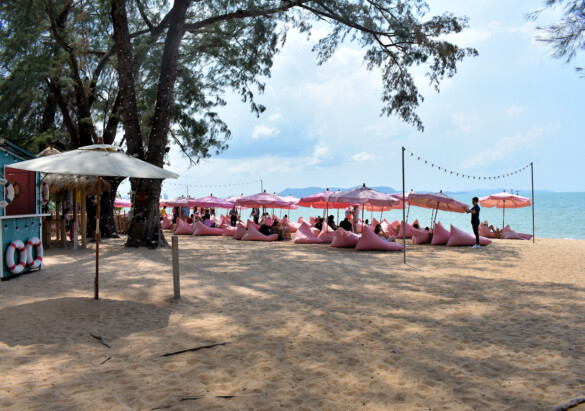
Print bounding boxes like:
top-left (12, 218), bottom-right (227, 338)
top-left (6, 240), bottom-right (27, 274)
top-left (26, 237), bottom-right (43, 269)
top-left (0, 178), bottom-right (15, 207)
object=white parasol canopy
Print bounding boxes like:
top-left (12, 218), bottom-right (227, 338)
top-left (9, 140), bottom-right (178, 299)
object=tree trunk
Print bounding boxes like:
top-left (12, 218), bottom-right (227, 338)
top-left (125, 0), bottom-right (189, 248)
top-left (99, 177), bottom-right (123, 238)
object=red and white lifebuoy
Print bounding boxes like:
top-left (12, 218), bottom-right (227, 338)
top-left (0, 178), bottom-right (15, 207)
top-left (6, 240), bottom-right (27, 274)
top-left (26, 237), bottom-right (43, 269)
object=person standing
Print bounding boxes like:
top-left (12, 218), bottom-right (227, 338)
top-left (250, 208), bottom-right (259, 225)
top-left (464, 197), bottom-right (481, 248)
top-left (229, 206), bottom-right (238, 227)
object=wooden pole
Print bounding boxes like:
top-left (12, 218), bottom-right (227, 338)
top-left (531, 162), bottom-right (535, 243)
top-left (73, 188), bottom-right (78, 250)
top-left (94, 176), bottom-right (101, 300)
top-left (402, 147), bottom-right (406, 264)
top-left (172, 235), bottom-right (180, 300)
top-left (81, 186), bottom-right (87, 248)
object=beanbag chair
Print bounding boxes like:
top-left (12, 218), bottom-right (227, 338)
top-left (411, 227), bottom-right (431, 244)
top-left (310, 227), bottom-right (321, 237)
top-left (355, 226), bottom-right (403, 251)
top-left (317, 224), bottom-right (335, 244)
top-left (309, 216), bottom-right (315, 225)
top-left (247, 219), bottom-right (261, 230)
top-left (446, 225), bottom-right (492, 246)
top-left (502, 228), bottom-right (526, 240)
top-left (233, 223), bottom-right (247, 240)
top-left (264, 218), bottom-right (274, 226)
top-left (330, 228), bottom-right (360, 248)
top-left (173, 219), bottom-right (194, 235)
top-left (298, 217), bottom-right (309, 225)
top-left (222, 226), bottom-right (237, 236)
top-left (284, 221), bottom-right (300, 232)
top-left (294, 222), bottom-right (323, 244)
top-left (242, 224), bottom-right (279, 241)
top-left (161, 217), bottom-right (172, 229)
top-left (372, 218), bottom-right (381, 227)
top-left (430, 222), bottom-right (450, 245)
top-left (518, 233), bottom-right (533, 240)
top-left (396, 221), bottom-right (413, 239)
top-left (194, 222), bottom-right (224, 236)
top-left (478, 223), bottom-right (495, 238)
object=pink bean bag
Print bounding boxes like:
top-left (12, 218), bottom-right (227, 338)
top-left (298, 217), bottom-right (308, 225)
top-left (310, 227), bottom-right (321, 237)
top-left (247, 219), bottom-right (261, 230)
top-left (446, 225), bottom-right (492, 246)
top-left (372, 218), bottom-right (381, 227)
top-left (194, 222), bottom-right (224, 236)
top-left (264, 218), bottom-right (274, 226)
top-left (294, 222), bottom-right (323, 244)
top-left (242, 224), bottom-right (279, 241)
top-left (330, 228), bottom-right (359, 248)
top-left (518, 233), bottom-right (533, 240)
top-left (502, 228), bottom-right (527, 240)
top-left (430, 222), bottom-right (450, 245)
top-left (355, 226), bottom-right (403, 251)
top-left (411, 227), bottom-right (431, 244)
top-left (173, 219), bottom-right (194, 235)
top-left (396, 221), bottom-right (413, 239)
top-left (233, 223), bottom-right (247, 240)
top-left (161, 217), bottom-right (172, 229)
top-left (284, 221), bottom-right (300, 232)
top-left (222, 226), bottom-right (237, 236)
top-left (317, 224), bottom-right (335, 244)
top-left (478, 223), bottom-right (495, 238)
top-left (309, 216), bottom-right (315, 225)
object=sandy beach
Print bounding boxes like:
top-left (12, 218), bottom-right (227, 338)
top-left (1, 234), bottom-right (585, 410)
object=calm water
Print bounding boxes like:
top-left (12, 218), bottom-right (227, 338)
top-left (276, 192), bottom-right (585, 240)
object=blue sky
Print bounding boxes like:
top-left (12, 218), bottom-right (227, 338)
top-left (148, 0), bottom-right (585, 199)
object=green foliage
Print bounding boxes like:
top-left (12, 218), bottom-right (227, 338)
top-left (1, 0), bottom-right (477, 159)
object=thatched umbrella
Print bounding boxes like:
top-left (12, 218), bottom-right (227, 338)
top-left (38, 147), bottom-right (111, 249)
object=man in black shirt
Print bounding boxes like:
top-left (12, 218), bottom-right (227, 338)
top-left (339, 218), bottom-right (352, 231)
top-left (464, 197), bottom-right (481, 248)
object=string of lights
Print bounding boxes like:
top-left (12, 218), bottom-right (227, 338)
top-left (162, 179), bottom-right (262, 189)
top-left (404, 148), bottom-right (530, 180)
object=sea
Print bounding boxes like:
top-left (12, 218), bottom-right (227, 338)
top-left (268, 192), bottom-right (585, 241)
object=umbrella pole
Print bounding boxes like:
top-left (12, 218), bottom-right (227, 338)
top-left (94, 176), bottom-right (101, 300)
top-left (361, 203), bottom-right (365, 232)
top-left (502, 200), bottom-right (506, 228)
top-left (531, 162), bottom-right (535, 243)
top-left (402, 146), bottom-right (406, 264)
top-left (406, 204), bottom-right (411, 222)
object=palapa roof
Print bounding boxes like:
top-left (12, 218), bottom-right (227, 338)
top-left (37, 147), bottom-right (111, 194)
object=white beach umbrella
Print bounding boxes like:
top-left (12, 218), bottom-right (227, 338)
top-left (9, 140), bottom-right (179, 299)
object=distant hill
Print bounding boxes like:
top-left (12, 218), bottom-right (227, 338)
top-left (278, 186), bottom-right (397, 198)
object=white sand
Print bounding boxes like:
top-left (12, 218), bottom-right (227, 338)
top-left (1, 235), bottom-right (585, 410)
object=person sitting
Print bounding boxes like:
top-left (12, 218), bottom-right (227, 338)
top-left (327, 215), bottom-right (337, 230)
top-left (339, 218), bottom-right (352, 231)
top-left (314, 217), bottom-right (323, 230)
top-left (259, 223), bottom-right (271, 236)
top-left (374, 224), bottom-right (389, 242)
top-left (413, 223), bottom-right (420, 229)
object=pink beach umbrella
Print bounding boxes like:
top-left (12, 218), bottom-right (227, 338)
top-left (114, 198), bottom-right (132, 208)
top-left (408, 191), bottom-right (469, 228)
top-left (235, 191), bottom-right (294, 209)
top-left (298, 189), bottom-right (352, 209)
top-left (329, 184), bottom-right (400, 231)
top-left (165, 196), bottom-right (193, 207)
top-left (190, 194), bottom-right (234, 209)
top-left (479, 191), bottom-right (531, 228)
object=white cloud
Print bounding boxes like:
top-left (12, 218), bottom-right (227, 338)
top-left (268, 113), bottom-right (282, 122)
top-left (506, 105), bottom-right (525, 116)
top-left (306, 143), bottom-right (331, 166)
top-left (252, 125), bottom-right (280, 139)
top-left (352, 152), bottom-right (379, 162)
top-left (452, 112), bottom-right (478, 133)
top-left (457, 124), bottom-right (561, 169)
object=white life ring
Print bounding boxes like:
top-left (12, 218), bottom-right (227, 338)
top-left (0, 178), bottom-right (15, 207)
top-left (26, 237), bottom-right (43, 269)
top-left (6, 240), bottom-right (27, 274)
